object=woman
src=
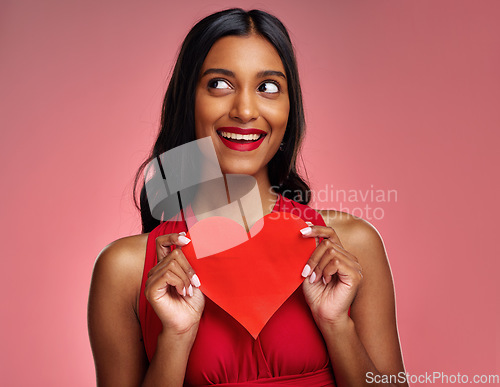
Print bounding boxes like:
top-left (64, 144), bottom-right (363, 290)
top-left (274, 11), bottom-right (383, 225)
top-left (88, 8), bottom-right (408, 386)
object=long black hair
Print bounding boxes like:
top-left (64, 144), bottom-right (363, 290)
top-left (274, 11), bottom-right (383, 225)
top-left (133, 8), bottom-right (311, 233)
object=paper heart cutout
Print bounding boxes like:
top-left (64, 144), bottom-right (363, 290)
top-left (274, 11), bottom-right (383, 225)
top-left (182, 212), bottom-right (316, 339)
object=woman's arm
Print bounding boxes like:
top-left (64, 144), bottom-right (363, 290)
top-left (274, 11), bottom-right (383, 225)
top-left (305, 210), bottom-right (408, 387)
top-left (87, 235), bottom-right (197, 386)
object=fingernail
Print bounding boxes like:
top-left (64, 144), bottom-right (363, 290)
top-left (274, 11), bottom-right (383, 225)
top-left (191, 274), bottom-right (201, 288)
top-left (300, 227), bottom-right (312, 236)
top-left (188, 284), bottom-right (193, 297)
top-left (322, 277), bottom-right (327, 286)
top-left (301, 264), bottom-right (311, 277)
top-left (177, 235), bottom-right (191, 245)
top-left (305, 221), bottom-right (314, 226)
top-left (182, 286), bottom-right (186, 297)
top-left (309, 271), bottom-right (317, 284)
top-left (179, 231), bottom-right (186, 236)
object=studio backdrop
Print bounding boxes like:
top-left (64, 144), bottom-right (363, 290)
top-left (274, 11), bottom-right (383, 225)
top-left (1, 0), bottom-right (499, 385)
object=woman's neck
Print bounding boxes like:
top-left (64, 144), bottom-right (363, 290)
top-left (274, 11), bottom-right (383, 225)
top-left (189, 171), bottom-right (278, 231)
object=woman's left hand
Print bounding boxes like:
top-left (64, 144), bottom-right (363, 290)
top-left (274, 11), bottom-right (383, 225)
top-left (300, 224), bottom-right (363, 327)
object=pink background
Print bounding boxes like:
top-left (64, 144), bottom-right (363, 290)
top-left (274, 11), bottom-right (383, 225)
top-left (1, 0), bottom-right (499, 385)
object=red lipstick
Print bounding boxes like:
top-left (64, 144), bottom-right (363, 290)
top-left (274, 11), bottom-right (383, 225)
top-left (216, 127), bottom-right (267, 152)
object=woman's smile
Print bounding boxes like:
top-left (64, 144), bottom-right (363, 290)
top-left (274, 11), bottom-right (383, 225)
top-left (216, 126), bottom-right (267, 151)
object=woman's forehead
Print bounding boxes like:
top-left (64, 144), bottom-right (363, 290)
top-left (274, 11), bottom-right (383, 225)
top-left (201, 35), bottom-right (285, 75)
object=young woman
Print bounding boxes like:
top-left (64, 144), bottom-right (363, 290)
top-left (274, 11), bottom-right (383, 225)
top-left (88, 8), bottom-right (408, 386)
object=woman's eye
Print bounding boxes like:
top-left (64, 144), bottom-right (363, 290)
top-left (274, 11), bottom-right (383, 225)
top-left (258, 81), bottom-right (280, 94)
top-left (208, 79), bottom-right (231, 89)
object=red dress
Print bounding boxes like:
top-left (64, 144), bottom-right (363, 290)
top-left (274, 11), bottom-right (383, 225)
top-left (139, 195), bottom-right (336, 386)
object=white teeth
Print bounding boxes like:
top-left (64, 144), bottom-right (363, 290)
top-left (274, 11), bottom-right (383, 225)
top-left (220, 131), bottom-right (261, 141)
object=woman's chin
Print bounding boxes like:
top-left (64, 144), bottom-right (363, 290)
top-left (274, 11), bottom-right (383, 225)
top-left (220, 168), bottom-right (256, 177)
top-left (217, 161), bottom-right (260, 177)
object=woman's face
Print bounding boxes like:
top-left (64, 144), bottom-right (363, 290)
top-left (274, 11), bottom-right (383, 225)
top-left (194, 34), bottom-right (290, 179)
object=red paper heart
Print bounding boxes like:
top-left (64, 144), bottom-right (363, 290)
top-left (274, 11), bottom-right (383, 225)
top-left (182, 212), bottom-right (316, 339)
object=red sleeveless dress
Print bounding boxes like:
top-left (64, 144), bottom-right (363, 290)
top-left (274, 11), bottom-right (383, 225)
top-left (139, 195), bottom-right (336, 386)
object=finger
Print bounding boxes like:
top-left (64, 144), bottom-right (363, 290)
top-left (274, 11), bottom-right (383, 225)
top-left (146, 267), bottom-right (187, 298)
top-left (311, 243), bottom-right (363, 285)
top-left (300, 225), bottom-right (343, 248)
top-left (312, 243), bottom-right (343, 283)
top-left (147, 251), bottom-right (174, 278)
top-left (155, 233), bottom-right (191, 264)
top-left (301, 237), bottom-right (335, 279)
top-left (147, 245), bottom-right (181, 279)
top-left (312, 244), bottom-right (350, 284)
top-left (305, 221), bottom-right (319, 247)
top-left (149, 247), bottom-right (200, 292)
top-left (322, 257), bottom-right (363, 287)
top-left (162, 257), bottom-right (192, 294)
top-left (167, 248), bottom-right (201, 288)
top-left (300, 225), bottom-right (360, 266)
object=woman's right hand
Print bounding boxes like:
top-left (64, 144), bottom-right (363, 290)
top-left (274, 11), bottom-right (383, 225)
top-left (144, 232), bottom-right (205, 334)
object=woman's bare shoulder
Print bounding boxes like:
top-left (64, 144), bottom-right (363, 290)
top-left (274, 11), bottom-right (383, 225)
top-left (314, 209), bottom-right (386, 260)
top-left (94, 233), bottom-right (149, 272)
top-left (98, 233), bottom-right (149, 260)
top-left (91, 233), bottom-right (150, 303)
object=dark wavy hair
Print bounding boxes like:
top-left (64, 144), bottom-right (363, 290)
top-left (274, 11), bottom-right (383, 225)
top-left (133, 8), bottom-right (311, 233)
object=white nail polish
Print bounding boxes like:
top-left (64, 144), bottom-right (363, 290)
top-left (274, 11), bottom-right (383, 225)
top-left (182, 286), bottom-right (186, 297)
top-left (322, 277), bottom-right (327, 286)
top-left (177, 235), bottom-right (191, 245)
top-left (300, 227), bottom-right (312, 236)
top-left (305, 221), bottom-right (314, 226)
top-left (188, 284), bottom-right (193, 297)
top-left (191, 274), bottom-right (201, 287)
top-left (301, 264), bottom-right (311, 277)
top-left (179, 231), bottom-right (186, 236)
top-left (309, 271), bottom-right (317, 284)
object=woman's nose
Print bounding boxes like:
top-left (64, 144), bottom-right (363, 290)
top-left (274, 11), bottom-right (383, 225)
top-left (229, 89), bottom-right (259, 123)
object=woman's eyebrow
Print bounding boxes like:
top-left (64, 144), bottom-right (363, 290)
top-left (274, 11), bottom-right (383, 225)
top-left (201, 68), bottom-right (235, 78)
top-left (256, 70), bottom-right (286, 80)
top-left (201, 68), bottom-right (286, 79)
